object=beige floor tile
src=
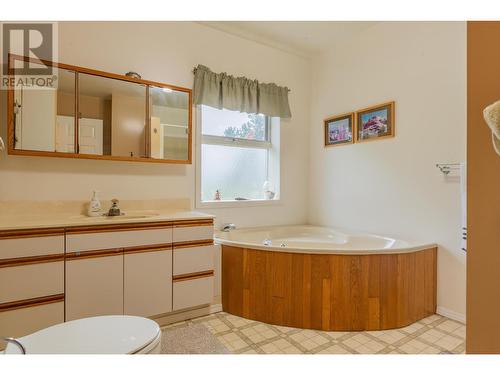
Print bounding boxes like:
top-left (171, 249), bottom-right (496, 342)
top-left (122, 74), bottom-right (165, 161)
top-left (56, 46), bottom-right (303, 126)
top-left (363, 340), bottom-right (385, 352)
top-left (420, 315), bottom-right (442, 324)
top-left (310, 335), bottom-right (329, 345)
top-left (342, 337), bottom-right (363, 349)
top-left (419, 346), bottom-right (441, 354)
top-left (289, 332), bottom-right (309, 343)
top-left (225, 315), bottom-right (253, 328)
top-left (351, 333), bottom-right (372, 345)
top-left (418, 329), bottom-right (447, 344)
top-left (434, 335), bottom-right (463, 351)
top-left (272, 338), bottom-right (292, 349)
top-left (399, 339), bottom-right (430, 354)
top-left (241, 349), bottom-right (259, 354)
top-left (260, 342), bottom-right (280, 353)
top-left (318, 345), bottom-right (350, 354)
top-left (281, 346), bottom-right (303, 354)
top-left (324, 331), bottom-right (349, 339)
top-left (163, 312), bottom-right (464, 355)
top-left (435, 319), bottom-right (463, 333)
top-left (205, 320), bottom-right (231, 334)
top-left (301, 339), bottom-right (324, 350)
top-left (453, 326), bottom-right (466, 339)
top-left (401, 322), bottom-right (425, 334)
top-left (274, 325), bottom-right (296, 333)
top-left (374, 330), bottom-right (406, 344)
top-left (355, 344), bottom-right (381, 354)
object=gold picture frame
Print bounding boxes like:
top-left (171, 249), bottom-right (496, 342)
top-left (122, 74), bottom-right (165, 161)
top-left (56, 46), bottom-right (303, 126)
top-left (324, 112), bottom-right (355, 147)
top-left (355, 101), bottom-right (395, 143)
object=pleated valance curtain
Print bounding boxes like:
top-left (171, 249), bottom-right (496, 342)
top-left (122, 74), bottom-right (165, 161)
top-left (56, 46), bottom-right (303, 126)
top-left (193, 65), bottom-right (291, 118)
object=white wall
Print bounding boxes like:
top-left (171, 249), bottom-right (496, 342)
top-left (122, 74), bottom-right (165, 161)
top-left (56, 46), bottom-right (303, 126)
top-left (0, 22), bottom-right (311, 228)
top-left (308, 22), bottom-right (467, 318)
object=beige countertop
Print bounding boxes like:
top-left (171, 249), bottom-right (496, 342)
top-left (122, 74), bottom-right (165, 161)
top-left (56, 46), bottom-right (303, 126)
top-left (0, 211), bottom-right (214, 231)
top-left (0, 199), bottom-right (214, 231)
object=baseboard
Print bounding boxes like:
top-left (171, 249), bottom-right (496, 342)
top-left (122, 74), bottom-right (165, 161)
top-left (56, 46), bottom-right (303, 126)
top-left (437, 306), bottom-right (466, 323)
top-left (154, 303), bottom-right (223, 328)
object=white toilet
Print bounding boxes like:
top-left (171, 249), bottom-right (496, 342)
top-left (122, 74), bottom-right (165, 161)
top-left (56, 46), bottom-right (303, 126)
top-left (3, 315), bottom-right (162, 354)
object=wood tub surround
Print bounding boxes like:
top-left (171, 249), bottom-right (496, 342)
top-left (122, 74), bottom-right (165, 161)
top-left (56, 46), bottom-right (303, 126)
top-left (222, 245), bottom-right (437, 331)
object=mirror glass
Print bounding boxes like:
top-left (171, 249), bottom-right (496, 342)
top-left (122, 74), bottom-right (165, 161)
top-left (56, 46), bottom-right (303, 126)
top-left (78, 74), bottom-right (147, 157)
top-left (14, 63), bottom-right (76, 153)
top-left (11, 58), bottom-right (191, 163)
top-left (150, 86), bottom-right (189, 160)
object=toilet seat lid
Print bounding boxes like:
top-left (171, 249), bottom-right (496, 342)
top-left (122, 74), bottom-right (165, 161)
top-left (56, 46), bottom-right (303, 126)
top-left (5, 315), bottom-right (161, 354)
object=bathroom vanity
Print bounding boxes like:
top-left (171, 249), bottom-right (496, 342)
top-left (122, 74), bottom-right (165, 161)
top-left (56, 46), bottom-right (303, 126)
top-left (0, 212), bottom-right (218, 344)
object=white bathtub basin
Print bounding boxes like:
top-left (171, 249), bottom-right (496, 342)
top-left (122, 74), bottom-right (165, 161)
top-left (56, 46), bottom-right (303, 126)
top-left (215, 225), bottom-right (435, 255)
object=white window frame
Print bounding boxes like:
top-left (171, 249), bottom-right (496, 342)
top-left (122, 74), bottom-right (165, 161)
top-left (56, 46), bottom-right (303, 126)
top-left (195, 105), bottom-right (281, 209)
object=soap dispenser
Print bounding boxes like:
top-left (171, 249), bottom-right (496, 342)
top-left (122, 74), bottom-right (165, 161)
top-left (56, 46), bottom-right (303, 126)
top-left (87, 190), bottom-right (102, 217)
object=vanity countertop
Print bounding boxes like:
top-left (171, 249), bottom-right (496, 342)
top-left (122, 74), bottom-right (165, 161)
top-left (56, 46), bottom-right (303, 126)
top-left (0, 210), bottom-right (214, 232)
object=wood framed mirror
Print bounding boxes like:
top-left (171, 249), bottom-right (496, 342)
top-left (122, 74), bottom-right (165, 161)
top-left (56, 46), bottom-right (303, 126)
top-left (6, 54), bottom-right (192, 164)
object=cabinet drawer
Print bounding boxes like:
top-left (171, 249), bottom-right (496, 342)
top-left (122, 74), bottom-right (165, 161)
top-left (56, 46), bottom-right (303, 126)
top-left (173, 225), bottom-right (213, 243)
top-left (0, 261), bottom-right (64, 303)
top-left (66, 227), bottom-right (172, 252)
top-left (173, 245), bottom-right (215, 276)
top-left (0, 235), bottom-right (64, 259)
top-left (0, 301), bottom-right (64, 348)
top-left (173, 275), bottom-right (214, 311)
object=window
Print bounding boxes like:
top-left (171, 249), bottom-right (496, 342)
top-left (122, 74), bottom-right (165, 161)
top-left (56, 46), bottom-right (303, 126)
top-left (197, 105), bottom-right (280, 205)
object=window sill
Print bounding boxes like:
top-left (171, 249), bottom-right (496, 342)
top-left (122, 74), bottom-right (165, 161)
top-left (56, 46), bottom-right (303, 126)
top-left (196, 199), bottom-right (282, 209)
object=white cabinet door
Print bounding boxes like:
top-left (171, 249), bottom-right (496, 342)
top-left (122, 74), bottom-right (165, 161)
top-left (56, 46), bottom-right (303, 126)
top-left (55, 115), bottom-right (75, 153)
top-left (65, 252), bottom-right (123, 321)
top-left (124, 249), bottom-right (172, 317)
top-left (79, 118), bottom-right (103, 155)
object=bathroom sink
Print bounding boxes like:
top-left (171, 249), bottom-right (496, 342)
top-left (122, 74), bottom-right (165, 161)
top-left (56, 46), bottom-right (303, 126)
top-left (71, 211), bottom-right (160, 221)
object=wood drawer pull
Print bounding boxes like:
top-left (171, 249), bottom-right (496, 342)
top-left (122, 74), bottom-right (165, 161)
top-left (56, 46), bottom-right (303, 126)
top-left (0, 293), bottom-right (64, 312)
top-left (66, 221), bottom-right (174, 234)
top-left (0, 253), bottom-right (64, 268)
top-left (66, 248), bottom-right (123, 260)
top-left (173, 219), bottom-right (213, 227)
top-left (173, 239), bottom-right (214, 249)
top-left (173, 270), bottom-right (214, 282)
top-left (0, 228), bottom-right (64, 239)
top-left (123, 243), bottom-right (172, 254)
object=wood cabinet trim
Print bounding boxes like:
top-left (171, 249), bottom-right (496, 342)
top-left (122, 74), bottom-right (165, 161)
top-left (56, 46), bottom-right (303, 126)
top-left (173, 239), bottom-right (214, 249)
top-left (65, 221), bottom-right (174, 234)
top-left (123, 243), bottom-right (172, 255)
top-left (0, 253), bottom-right (64, 268)
top-left (0, 228), bottom-right (65, 239)
top-left (0, 219), bottom-right (213, 237)
top-left (0, 293), bottom-right (64, 313)
top-left (173, 219), bottom-right (214, 227)
top-left (65, 248), bottom-right (123, 261)
top-left (173, 270), bottom-right (214, 282)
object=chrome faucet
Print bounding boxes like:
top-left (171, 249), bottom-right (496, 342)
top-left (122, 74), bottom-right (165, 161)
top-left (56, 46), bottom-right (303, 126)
top-left (221, 223), bottom-right (236, 232)
top-left (107, 199), bottom-right (121, 217)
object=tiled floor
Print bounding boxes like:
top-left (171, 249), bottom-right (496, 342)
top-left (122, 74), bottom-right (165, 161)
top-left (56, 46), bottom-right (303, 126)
top-left (163, 312), bottom-right (465, 354)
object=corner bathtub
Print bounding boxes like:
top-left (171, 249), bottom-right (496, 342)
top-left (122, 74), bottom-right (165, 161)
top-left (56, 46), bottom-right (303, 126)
top-left (216, 225), bottom-right (437, 331)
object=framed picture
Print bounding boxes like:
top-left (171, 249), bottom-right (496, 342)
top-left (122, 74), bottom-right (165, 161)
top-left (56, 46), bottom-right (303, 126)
top-left (355, 101), bottom-right (395, 142)
top-left (324, 112), bottom-right (354, 147)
